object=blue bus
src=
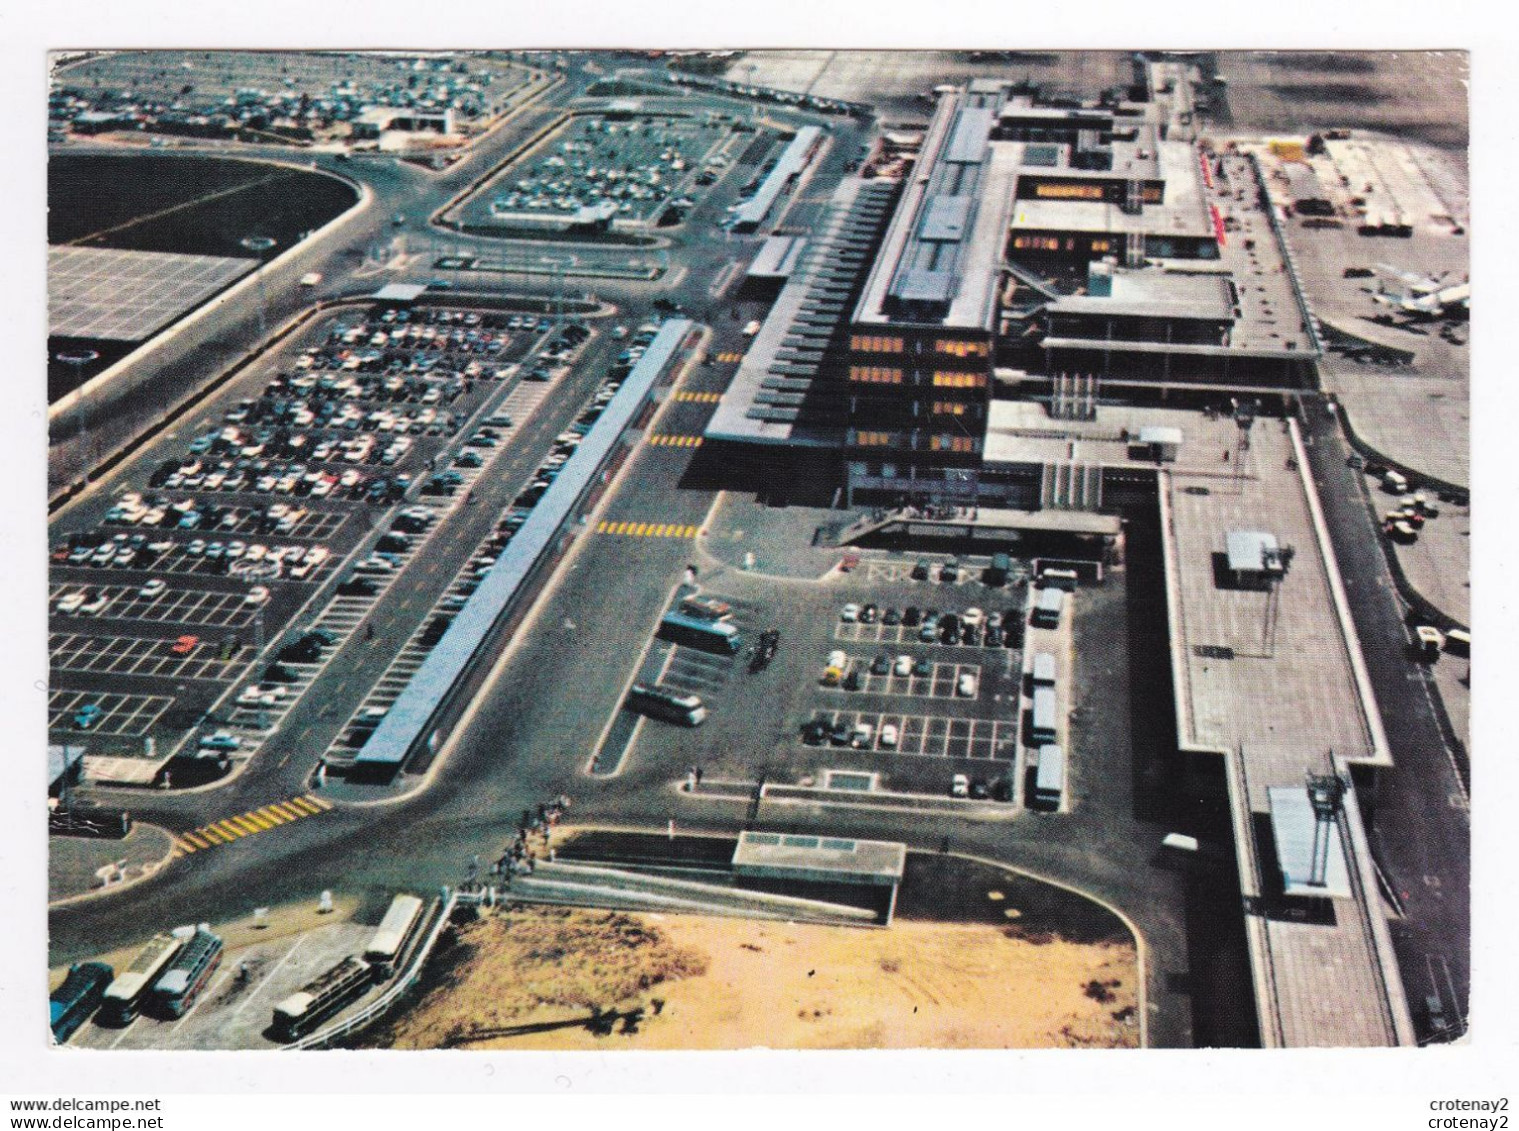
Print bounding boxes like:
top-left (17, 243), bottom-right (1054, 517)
top-left (658, 610), bottom-right (739, 654)
top-left (50, 962), bottom-right (113, 1044)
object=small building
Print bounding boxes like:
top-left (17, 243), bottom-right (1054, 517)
top-left (1267, 785), bottom-right (1351, 899)
top-left (732, 831), bottom-right (906, 888)
top-left (1133, 425), bottom-right (1183, 463)
top-left (1224, 529), bottom-right (1286, 588)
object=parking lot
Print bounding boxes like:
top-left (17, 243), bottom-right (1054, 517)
top-left (53, 50), bottom-right (534, 149)
top-left (48, 689), bottom-right (174, 738)
top-left (452, 110), bottom-right (744, 231)
top-left (47, 302), bottom-right (585, 762)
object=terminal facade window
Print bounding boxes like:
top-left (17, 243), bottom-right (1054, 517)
top-left (934, 338), bottom-right (990, 359)
top-left (932, 400), bottom-right (968, 416)
top-left (932, 370), bottom-right (987, 389)
top-left (848, 365), bottom-right (903, 385)
top-left (931, 434), bottom-right (978, 453)
top-left (1012, 234), bottom-right (1064, 252)
top-left (850, 334), bottom-right (904, 354)
top-left (853, 430), bottom-right (894, 447)
top-left (1033, 182), bottom-right (1106, 201)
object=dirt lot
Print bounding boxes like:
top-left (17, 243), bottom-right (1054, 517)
top-left (367, 903), bottom-right (1139, 1050)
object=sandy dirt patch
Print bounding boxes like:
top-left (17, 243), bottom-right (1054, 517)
top-left (372, 905), bottom-right (1138, 1050)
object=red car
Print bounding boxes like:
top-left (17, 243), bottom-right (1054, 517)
top-left (170, 635), bottom-right (199, 656)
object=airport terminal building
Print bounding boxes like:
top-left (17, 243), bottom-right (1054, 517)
top-left (706, 77), bottom-right (1321, 507)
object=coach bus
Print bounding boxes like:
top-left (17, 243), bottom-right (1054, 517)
top-left (658, 609), bottom-right (740, 654)
top-left (150, 925), bottom-right (224, 1018)
top-left (363, 894), bottom-right (425, 980)
top-left (271, 956), bottom-right (373, 1042)
top-left (97, 931), bottom-right (186, 1027)
top-left (49, 961), bottom-right (113, 1044)
top-left (626, 682), bottom-right (707, 726)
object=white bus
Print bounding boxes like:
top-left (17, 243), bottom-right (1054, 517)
top-left (98, 931), bottom-right (185, 1026)
top-left (363, 894), bottom-right (424, 979)
top-left (272, 956), bottom-right (373, 1042)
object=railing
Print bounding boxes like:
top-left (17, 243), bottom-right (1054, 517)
top-left (281, 890), bottom-right (457, 1050)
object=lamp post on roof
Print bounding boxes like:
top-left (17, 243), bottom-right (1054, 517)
top-left (55, 348), bottom-right (100, 486)
top-left (240, 234), bottom-right (277, 341)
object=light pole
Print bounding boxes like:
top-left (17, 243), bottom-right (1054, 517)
top-left (55, 348), bottom-right (99, 485)
top-left (240, 234), bottom-right (277, 340)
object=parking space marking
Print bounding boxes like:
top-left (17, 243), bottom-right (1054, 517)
top-left (820, 657), bottom-right (982, 700)
top-left (48, 689), bottom-right (174, 737)
top-left (49, 632), bottom-right (236, 682)
top-left (805, 708), bottom-right (1016, 760)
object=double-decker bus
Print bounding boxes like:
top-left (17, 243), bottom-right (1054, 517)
top-left (49, 962), bottom-right (113, 1044)
top-left (658, 609), bottom-right (739, 654)
top-left (626, 682), bottom-right (707, 726)
top-left (149, 926), bottom-right (224, 1018)
top-left (97, 932), bottom-right (185, 1027)
top-left (363, 894), bottom-right (424, 980)
top-left (271, 956), bottom-right (373, 1042)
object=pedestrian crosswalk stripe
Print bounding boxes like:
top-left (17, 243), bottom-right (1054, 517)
top-left (674, 390), bottom-right (722, 403)
top-left (714, 351), bottom-right (743, 363)
top-left (595, 522), bottom-right (700, 539)
top-left (173, 793), bottom-right (333, 859)
top-left (649, 434), bottom-right (704, 447)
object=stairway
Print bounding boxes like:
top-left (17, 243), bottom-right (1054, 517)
top-left (504, 860), bottom-right (880, 926)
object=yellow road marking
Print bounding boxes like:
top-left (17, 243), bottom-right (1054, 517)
top-left (303, 794), bottom-right (334, 811)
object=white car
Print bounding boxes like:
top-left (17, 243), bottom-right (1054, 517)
top-left (879, 723), bottom-right (899, 749)
top-left (894, 655), bottom-right (913, 677)
top-left (78, 594), bottom-right (109, 616)
top-left (55, 592), bottom-right (87, 614)
top-left (138, 579), bottom-right (167, 600)
top-left (245, 585), bottom-right (270, 606)
top-left (957, 672), bottom-right (979, 698)
top-left (840, 603), bottom-right (861, 623)
top-left (962, 607), bottom-right (984, 628)
top-left (951, 773), bottom-right (970, 798)
top-left (850, 722), bottom-right (874, 749)
top-left (742, 320), bottom-right (762, 337)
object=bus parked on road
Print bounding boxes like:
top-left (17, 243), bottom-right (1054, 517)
top-left (50, 961), bottom-right (114, 1044)
top-left (271, 956), bottom-right (373, 1042)
top-left (627, 683), bottom-right (707, 726)
top-left (150, 925), bottom-right (224, 1018)
top-left (363, 894), bottom-right (425, 980)
top-left (658, 609), bottom-right (740, 654)
top-left (98, 931), bottom-right (186, 1027)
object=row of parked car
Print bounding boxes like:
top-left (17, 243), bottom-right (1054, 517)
top-left (840, 603), bottom-right (1026, 649)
